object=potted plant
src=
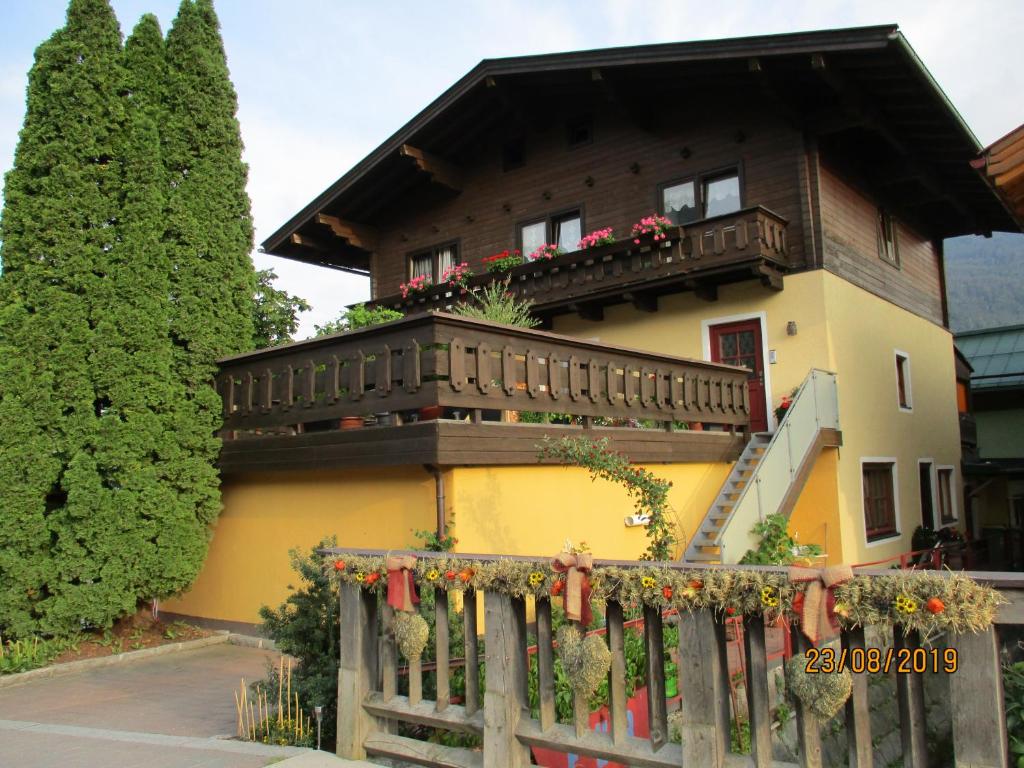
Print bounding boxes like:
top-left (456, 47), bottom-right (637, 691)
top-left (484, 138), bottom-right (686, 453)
top-left (577, 227), bottom-right (615, 250)
top-left (774, 387), bottom-right (799, 424)
top-left (481, 249), bottom-right (523, 273)
top-left (399, 274), bottom-right (433, 300)
top-left (528, 243), bottom-right (565, 262)
top-left (630, 214), bottom-right (673, 244)
top-left (441, 262), bottom-right (473, 292)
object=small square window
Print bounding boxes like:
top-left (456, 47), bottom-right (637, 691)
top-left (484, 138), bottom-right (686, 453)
top-left (502, 138), bottom-right (525, 171)
top-left (408, 242), bottom-right (458, 282)
top-left (519, 220), bottom-right (546, 257)
top-left (863, 462), bottom-right (898, 541)
top-left (566, 116), bottom-right (592, 148)
top-left (552, 211), bottom-right (581, 252)
top-left (896, 352), bottom-right (912, 410)
top-left (878, 208), bottom-right (900, 266)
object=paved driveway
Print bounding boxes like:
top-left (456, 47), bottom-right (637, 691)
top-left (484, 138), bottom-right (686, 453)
top-left (0, 642), bottom-right (317, 768)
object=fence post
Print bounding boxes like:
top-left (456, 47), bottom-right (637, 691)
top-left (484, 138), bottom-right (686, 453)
top-left (949, 627), bottom-right (1009, 767)
top-left (337, 582), bottom-right (380, 759)
top-left (678, 609), bottom-right (728, 768)
top-left (483, 591), bottom-right (531, 768)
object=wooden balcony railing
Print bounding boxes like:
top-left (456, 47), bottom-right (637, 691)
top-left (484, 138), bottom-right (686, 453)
top-left (370, 206), bottom-right (789, 318)
top-left (330, 546), bottom-right (1018, 768)
top-left (216, 313), bottom-right (751, 471)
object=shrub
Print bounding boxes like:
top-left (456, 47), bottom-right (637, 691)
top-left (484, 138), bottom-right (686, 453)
top-left (452, 278), bottom-right (540, 328)
top-left (259, 538), bottom-right (340, 750)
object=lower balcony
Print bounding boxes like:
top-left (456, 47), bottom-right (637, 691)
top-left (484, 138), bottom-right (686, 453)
top-left (369, 206), bottom-right (788, 322)
top-left (216, 313), bottom-right (751, 473)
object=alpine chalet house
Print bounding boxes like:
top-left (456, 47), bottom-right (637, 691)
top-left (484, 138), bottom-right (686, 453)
top-left (162, 26), bottom-right (1019, 629)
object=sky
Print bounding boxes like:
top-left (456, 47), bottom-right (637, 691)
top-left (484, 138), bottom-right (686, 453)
top-left (1, 1), bottom-right (1022, 338)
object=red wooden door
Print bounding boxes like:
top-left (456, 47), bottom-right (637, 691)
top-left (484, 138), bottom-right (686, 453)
top-left (709, 319), bottom-right (767, 432)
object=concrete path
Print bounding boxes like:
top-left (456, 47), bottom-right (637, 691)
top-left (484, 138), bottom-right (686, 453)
top-left (0, 642), bottom-right (373, 768)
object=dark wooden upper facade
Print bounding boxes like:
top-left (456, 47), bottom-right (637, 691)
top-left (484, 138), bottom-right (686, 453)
top-left (264, 26), bottom-right (1018, 328)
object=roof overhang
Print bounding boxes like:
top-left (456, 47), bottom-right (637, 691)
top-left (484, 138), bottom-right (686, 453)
top-left (263, 25), bottom-right (1019, 269)
top-left (971, 123), bottom-right (1024, 229)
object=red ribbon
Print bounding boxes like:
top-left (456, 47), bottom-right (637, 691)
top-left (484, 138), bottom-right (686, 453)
top-left (551, 551), bottom-right (593, 626)
top-left (385, 555), bottom-right (419, 612)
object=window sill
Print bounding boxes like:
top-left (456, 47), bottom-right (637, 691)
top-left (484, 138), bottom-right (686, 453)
top-left (865, 531), bottom-right (901, 546)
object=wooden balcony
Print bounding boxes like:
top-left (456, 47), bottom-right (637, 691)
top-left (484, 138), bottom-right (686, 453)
top-left (370, 206), bottom-right (789, 321)
top-left (332, 546), bottom-right (1020, 768)
top-left (216, 313), bottom-right (751, 473)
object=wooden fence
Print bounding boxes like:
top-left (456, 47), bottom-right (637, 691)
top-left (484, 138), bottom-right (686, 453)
top-left (331, 547), bottom-right (1019, 768)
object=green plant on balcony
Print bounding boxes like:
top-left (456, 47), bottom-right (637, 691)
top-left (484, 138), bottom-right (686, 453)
top-left (738, 513), bottom-right (822, 565)
top-left (400, 274), bottom-right (433, 300)
top-left (452, 278), bottom-right (539, 328)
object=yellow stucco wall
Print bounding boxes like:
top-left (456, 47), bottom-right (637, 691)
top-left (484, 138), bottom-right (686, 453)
top-left (555, 269), bottom-right (962, 565)
top-left (788, 448), bottom-right (842, 563)
top-left (162, 467), bottom-right (438, 624)
top-left (449, 462), bottom-right (731, 561)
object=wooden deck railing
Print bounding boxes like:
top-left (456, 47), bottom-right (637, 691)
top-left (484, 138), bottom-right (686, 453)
top-left (369, 206), bottom-right (789, 317)
top-left (329, 547), bottom-right (1019, 768)
top-left (216, 312), bottom-right (750, 439)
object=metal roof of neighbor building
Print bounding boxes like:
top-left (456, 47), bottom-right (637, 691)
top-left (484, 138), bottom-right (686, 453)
top-left (956, 324), bottom-right (1024, 390)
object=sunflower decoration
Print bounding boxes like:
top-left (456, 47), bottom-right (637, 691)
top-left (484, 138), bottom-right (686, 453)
top-left (641, 576), bottom-right (657, 589)
top-left (425, 568), bottom-right (440, 582)
top-left (528, 571), bottom-right (546, 588)
top-left (354, 573), bottom-right (366, 583)
top-left (894, 594), bottom-right (917, 615)
top-left (760, 585), bottom-right (780, 608)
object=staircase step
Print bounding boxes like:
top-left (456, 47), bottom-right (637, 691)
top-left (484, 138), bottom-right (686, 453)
top-left (686, 553), bottom-right (721, 563)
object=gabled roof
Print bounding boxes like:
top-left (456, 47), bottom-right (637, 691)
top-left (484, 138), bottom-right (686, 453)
top-left (263, 25), bottom-right (1019, 269)
top-left (956, 324), bottom-right (1024, 390)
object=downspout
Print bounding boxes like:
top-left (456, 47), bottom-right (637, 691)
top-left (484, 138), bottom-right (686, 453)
top-left (424, 464), bottom-right (446, 542)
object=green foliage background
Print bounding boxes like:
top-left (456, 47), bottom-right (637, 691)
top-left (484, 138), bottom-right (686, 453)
top-left (0, 0), bottom-right (256, 637)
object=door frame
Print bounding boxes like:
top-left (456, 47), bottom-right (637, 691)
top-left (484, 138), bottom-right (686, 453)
top-left (701, 310), bottom-right (775, 431)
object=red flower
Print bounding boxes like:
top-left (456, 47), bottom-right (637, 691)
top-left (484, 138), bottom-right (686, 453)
top-left (926, 597), bottom-right (945, 615)
top-left (551, 580), bottom-right (565, 596)
top-left (333, 560), bottom-right (346, 571)
top-left (458, 568), bottom-right (474, 583)
top-left (445, 570), bottom-right (457, 581)
top-left (662, 586), bottom-right (673, 600)
top-left (687, 579), bottom-right (703, 591)
top-left (725, 607), bottom-right (736, 616)
top-left (365, 572), bottom-right (380, 586)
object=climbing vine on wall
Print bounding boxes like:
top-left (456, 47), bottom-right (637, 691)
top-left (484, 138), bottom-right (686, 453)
top-left (537, 436), bottom-right (676, 561)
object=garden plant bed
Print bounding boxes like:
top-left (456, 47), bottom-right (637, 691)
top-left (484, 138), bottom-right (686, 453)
top-left (1, 611), bottom-right (219, 686)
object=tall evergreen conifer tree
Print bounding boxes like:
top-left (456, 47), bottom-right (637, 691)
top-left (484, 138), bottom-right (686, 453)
top-left (0, 0), bottom-right (130, 635)
top-left (0, 0), bottom-right (256, 637)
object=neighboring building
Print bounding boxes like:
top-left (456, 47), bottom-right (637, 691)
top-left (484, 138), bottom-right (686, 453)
top-left (958, 325), bottom-right (1024, 568)
top-left (163, 26), bottom-right (1019, 629)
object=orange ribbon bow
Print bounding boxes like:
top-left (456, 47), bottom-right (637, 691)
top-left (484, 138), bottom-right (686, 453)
top-left (789, 564), bottom-right (853, 644)
top-left (551, 551), bottom-right (594, 626)
top-left (385, 555), bottom-right (419, 612)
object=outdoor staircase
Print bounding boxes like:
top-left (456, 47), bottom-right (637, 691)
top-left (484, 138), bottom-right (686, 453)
top-left (684, 369), bottom-right (841, 564)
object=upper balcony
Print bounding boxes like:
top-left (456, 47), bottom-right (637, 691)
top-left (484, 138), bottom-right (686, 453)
top-left (369, 206), bottom-right (788, 322)
top-left (215, 313), bottom-right (751, 474)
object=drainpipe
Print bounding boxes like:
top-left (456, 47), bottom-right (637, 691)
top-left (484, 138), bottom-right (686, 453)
top-left (423, 464), bottom-right (446, 542)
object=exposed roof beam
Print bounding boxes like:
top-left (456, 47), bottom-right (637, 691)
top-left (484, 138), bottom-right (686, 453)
top-left (313, 213), bottom-right (378, 251)
top-left (285, 234), bottom-right (371, 276)
top-left (398, 144), bottom-right (462, 192)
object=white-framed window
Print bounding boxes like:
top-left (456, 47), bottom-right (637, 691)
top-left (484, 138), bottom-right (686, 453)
top-left (862, 458), bottom-right (900, 544)
top-left (877, 207), bottom-right (900, 267)
top-left (895, 350), bottom-right (912, 411)
top-left (937, 466), bottom-right (957, 526)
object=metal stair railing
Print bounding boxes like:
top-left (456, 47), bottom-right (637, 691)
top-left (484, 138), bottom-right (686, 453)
top-left (715, 369), bottom-right (839, 563)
